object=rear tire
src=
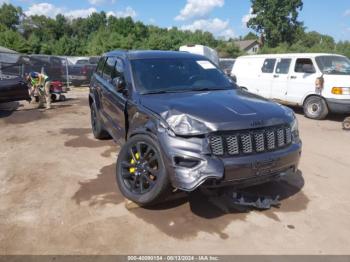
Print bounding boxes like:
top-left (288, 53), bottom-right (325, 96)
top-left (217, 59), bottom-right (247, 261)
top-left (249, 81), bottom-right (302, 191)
top-left (116, 134), bottom-right (170, 206)
top-left (303, 96), bottom-right (329, 120)
top-left (90, 102), bottom-right (110, 139)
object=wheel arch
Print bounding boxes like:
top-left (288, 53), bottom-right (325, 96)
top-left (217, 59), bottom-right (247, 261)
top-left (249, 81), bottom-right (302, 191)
top-left (302, 93), bottom-right (328, 107)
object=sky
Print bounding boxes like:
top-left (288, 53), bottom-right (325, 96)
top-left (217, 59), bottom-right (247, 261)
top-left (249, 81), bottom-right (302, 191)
top-left (3, 0), bottom-right (350, 41)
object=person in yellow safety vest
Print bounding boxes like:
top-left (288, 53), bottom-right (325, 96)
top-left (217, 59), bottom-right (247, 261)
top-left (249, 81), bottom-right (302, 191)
top-left (26, 72), bottom-right (51, 109)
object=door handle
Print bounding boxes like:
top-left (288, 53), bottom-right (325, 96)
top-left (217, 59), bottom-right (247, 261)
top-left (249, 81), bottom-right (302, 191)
top-left (273, 75), bottom-right (279, 78)
top-left (290, 76), bottom-right (297, 79)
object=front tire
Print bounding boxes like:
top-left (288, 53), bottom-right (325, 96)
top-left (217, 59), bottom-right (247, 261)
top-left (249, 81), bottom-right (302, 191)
top-left (116, 134), bottom-right (170, 206)
top-left (90, 103), bottom-right (110, 139)
top-left (303, 96), bottom-right (329, 120)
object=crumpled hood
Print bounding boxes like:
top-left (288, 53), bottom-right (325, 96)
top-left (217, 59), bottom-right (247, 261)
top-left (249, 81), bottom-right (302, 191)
top-left (140, 89), bottom-right (294, 134)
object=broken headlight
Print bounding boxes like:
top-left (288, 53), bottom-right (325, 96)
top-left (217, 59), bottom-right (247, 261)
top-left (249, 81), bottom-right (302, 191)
top-left (166, 115), bottom-right (209, 136)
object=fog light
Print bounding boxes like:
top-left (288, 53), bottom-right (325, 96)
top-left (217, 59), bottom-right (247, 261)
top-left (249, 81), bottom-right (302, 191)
top-left (174, 156), bottom-right (200, 168)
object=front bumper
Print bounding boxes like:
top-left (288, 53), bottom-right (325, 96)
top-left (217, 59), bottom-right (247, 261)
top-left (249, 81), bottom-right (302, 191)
top-left (326, 98), bottom-right (350, 114)
top-left (158, 131), bottom-right (302, 191)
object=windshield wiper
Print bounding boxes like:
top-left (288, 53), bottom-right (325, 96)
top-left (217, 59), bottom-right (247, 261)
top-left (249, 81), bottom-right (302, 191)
top-left (142, 90), bottom-right (184, 95)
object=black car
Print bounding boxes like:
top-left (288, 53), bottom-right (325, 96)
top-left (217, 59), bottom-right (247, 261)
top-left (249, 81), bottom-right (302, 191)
top-left (0, 77), bottom-right (30, 103)
top-left (89, 50), bottom-right (302, 206)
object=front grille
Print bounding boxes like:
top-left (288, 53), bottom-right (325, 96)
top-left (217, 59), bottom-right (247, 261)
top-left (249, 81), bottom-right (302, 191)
top-left (209, 125), bottom-right (292, 156)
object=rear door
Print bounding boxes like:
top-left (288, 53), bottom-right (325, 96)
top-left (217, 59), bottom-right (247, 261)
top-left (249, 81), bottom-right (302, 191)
top-left (258, 58), bottom-right (276, 98)
top-left (101, 57), bottom-right (127, 142)
top-left (270, 58), bottom-right (292, 101)
top-left (287, 58), bottom-right (317, 104)
top-left (0, 78), bottom-right (30, 103)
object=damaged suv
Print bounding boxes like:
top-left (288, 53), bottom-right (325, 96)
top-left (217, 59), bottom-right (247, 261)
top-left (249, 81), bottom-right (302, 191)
top-left (89, 50), bottom-right (302, 206)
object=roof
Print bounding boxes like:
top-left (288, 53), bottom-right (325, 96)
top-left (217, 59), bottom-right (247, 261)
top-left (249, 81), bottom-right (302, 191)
top-left (234, 40), bottom-right (259, 51)
top-left (105, 50), bottom-right (206, 60)
top-left (0, 46), bottom-right (17, 54)
top-left (238, 53), bottom-right (345, 59)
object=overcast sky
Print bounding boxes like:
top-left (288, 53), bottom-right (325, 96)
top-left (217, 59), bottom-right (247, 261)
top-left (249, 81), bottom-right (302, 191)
top-left (4, 0), bottom-right (350, 41)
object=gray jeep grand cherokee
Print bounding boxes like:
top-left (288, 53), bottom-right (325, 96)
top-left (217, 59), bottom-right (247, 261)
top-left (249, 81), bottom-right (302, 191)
top-left (89, 50), bottom-right (302, 206)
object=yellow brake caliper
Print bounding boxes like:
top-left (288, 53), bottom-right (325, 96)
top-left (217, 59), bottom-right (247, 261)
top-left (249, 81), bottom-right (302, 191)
top-left (129, 153), bottom-right (140, 174)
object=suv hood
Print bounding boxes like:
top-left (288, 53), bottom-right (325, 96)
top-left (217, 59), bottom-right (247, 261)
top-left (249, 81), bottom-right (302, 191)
top-left (140, 89), bottom-right (294, 135)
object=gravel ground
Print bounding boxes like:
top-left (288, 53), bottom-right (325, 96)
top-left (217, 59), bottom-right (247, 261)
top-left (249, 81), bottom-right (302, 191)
top-left (0, 88), bottom-right (350, 255)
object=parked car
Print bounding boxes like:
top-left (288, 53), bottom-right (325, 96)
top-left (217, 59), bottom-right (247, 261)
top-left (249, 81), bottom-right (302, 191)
top-left (231, 53), bottom-right (350, 119)
top-left (69, 57), bottom-right (99, 86)
top-left (0, 77), bottom-right (30, 103)
top-left (27, 55), bottom-right (66, 82)
top-left (180, 45), bottom-right (219, 66)
top-left (219, 58), bottom-right (236, 75)
top-left (89, 50), bottom-right (302, 206)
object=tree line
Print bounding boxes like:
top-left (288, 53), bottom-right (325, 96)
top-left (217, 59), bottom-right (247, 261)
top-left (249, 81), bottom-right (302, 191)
top-left (0, 1), bottom-right (350, 58)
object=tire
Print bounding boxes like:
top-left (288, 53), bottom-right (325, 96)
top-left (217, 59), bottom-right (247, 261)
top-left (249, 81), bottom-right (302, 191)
top-left (116, 134), bottom-right (170, 206)
top-left (90, 103), bottom-right (110, 139)
top-left (59, 95), bottom-right (66, 101)
top-left (51, 94), bottom-right (57, 102)
top-left (343, 118), bottom-right (350, 131)
top-left (303, 96), bottom-right (329, 120)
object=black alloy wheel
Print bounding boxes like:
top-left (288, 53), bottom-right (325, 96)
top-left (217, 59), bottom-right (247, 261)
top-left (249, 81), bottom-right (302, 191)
top-left (116, 135), bottom-right (169, 205)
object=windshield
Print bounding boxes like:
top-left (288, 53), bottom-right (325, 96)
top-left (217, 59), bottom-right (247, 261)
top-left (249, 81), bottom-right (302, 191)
top-left (315, 56), bottom-right (350, 75)
top-left (131, 58), bottom-right (235, 94)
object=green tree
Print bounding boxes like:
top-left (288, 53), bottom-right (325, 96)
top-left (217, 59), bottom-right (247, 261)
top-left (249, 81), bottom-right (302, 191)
top-left (217, 42), bottom-right (242, 58)
top-left (248, 0), bottom-right (304, 47)
top-left (0, 4), bottom-right (22, 30)
top-left (0, 29), bottom-right (29, 53)
top-left (243, 32), bottom-right (258, 41)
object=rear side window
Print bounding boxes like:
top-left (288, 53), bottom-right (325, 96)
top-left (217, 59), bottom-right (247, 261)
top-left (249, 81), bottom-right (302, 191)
top-left (295, 58), bottom-right (316, 73)
top-left (115, 58), bottom-right (125, 79)
top-left (102, 57), bottom-right (117, 80)
top-left (96, 57), bottom-right (106, 75)
top-left (275, 59), bottom-right (292, 74)
top-left (51, 57), bottom-right (62, 66)
top-left (262, 59), bottom-right (276, 73)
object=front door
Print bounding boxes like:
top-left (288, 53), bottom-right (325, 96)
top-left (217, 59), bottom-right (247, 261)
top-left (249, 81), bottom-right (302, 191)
top-left (101, 57), bottom-right (127, 143)
top-left (286, 58), bottom-right (318, 105)
top-left (270, 58), bottom-right (292, 102)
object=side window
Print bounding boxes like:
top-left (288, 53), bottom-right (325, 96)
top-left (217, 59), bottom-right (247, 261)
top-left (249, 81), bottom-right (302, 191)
top-left (262, 59), bottom-right (276, 73)
top-left (102, 57), bottom-right (117, 81)
top-left (96, 57), bottom-right (106, 75)
top-left (295, 58), bottom-right (316, 74)
top-left (275, 59), bottom-right (292, 74)
top-left (51, 57), bottom-right (62, 66)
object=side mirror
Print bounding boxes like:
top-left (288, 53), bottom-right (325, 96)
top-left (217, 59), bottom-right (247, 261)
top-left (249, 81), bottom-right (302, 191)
top-left (113, 77), bottom-right (126, 93)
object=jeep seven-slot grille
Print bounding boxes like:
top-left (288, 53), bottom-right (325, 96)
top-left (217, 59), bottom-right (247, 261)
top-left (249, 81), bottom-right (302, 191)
top-left (209, 126), bottom-right (292, 156)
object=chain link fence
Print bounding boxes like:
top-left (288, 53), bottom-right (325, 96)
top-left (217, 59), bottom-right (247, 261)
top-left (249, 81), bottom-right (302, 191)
top-left (0, 52), bottom-right (99, 88)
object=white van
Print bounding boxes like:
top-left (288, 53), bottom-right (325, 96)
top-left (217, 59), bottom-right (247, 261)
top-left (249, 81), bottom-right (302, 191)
top-left (231, 53), bottom-right (350, 119)
top-left (180, 45), bottom-right (219, 66)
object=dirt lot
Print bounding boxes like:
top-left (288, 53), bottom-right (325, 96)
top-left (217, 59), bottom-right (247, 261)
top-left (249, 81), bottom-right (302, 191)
top-left (0, 88), bottom-right (350, 255)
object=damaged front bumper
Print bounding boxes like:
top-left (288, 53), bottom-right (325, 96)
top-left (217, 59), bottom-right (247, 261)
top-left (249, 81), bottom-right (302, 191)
top-left (157, 130), bottom-right (302, 192)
